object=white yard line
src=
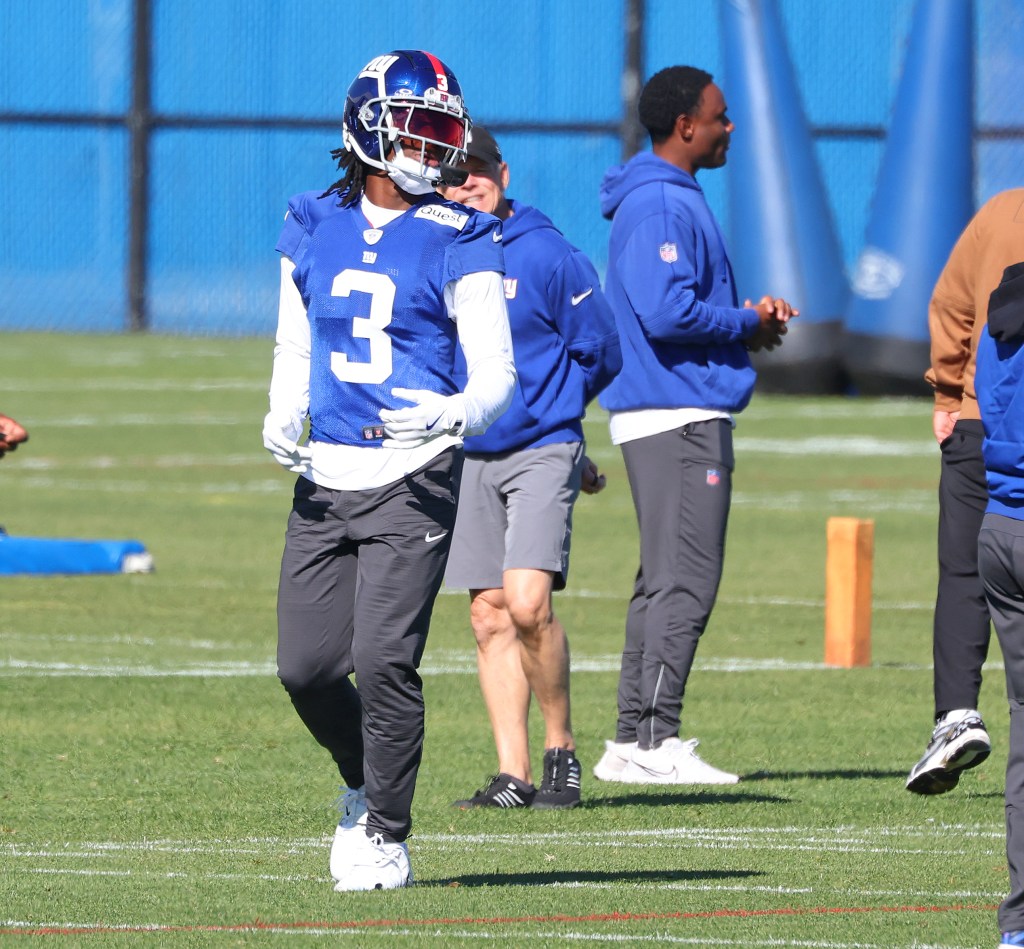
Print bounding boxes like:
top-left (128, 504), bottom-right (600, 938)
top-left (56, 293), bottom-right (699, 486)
top-left (1, 475), bottom-right (284, 494)
top-left (0, 379), bottom-right (261, 393)
top-left (2, 824), bottom-right (1003, 860)
top-left (15, 453), bottom-right (261, 469)
top-left (734, 437), bottom-right (936, 457)
top-left (0, 824), bottom-right (994, 948)
top-left (0, 655), bottom-right (960, 677)
top-left (0, 919), bottom-right (933, 946)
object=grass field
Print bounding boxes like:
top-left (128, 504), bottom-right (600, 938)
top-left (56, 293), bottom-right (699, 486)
top-left (0, 332), bottom-right (1011, 948)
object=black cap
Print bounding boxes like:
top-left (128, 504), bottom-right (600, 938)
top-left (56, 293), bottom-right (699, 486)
top-left (465, 126), bottom-right (502, 166)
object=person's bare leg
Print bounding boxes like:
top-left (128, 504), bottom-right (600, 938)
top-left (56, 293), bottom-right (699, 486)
top-left (503, 568), bottom-right (574, 751)
top-left (469, 588), bottom-right (533, 783)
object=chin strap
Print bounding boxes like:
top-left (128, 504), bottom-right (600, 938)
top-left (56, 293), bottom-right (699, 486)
top-left (386, 163), bottom-right (436, 195)
top-left (384, 141), bottom-right (442, 195)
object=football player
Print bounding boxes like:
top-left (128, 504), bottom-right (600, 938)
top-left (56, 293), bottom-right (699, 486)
top-left (263, 50), bottom-right (515, 891)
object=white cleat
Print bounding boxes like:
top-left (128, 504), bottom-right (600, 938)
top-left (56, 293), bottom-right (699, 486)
top-left (333, 833), bottom-right (412, 891)
top-left (329, 785), bottom-right (367, 882)
top-left (593, 740), bottom-right (638, 782)
top-left (621, 737), bottom-right (739, 785)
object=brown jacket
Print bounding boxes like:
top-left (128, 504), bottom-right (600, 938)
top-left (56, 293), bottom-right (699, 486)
top-left (926, 188), bottom-right (1024, 420)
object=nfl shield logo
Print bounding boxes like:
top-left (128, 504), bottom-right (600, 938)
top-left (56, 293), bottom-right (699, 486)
top-left (659, 242), bottom-right (678, 263)
top-left (706, 468), bottom-right (721, 486)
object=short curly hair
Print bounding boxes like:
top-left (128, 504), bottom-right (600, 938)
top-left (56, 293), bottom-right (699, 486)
top-left (638, 66), bottom-right (714, 143)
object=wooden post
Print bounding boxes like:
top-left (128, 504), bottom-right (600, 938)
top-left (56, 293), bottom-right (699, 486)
top-left (824, 517), bottom-right (874, 668)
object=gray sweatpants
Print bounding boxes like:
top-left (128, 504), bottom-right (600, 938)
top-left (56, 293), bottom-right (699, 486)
top-left (614, 419), bottom-right (733, 749)
top-left (980, 512), bottom-right (1024, 933)
top-left (276, 448), bottom-right (462, 843)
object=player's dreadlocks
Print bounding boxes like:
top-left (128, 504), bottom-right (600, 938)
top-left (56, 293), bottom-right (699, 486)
top-left (321, 147), bottom-right (368, 208)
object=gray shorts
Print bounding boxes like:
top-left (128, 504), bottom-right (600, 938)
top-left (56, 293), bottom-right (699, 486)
top-left (445, 440), bottom-right (585, 592)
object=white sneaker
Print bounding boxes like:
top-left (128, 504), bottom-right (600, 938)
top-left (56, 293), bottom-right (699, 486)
top-left (906, 709), bottom-right (991, 795)
top-left (593, 740), bottom-right (638, 782)
top-left (333, 833), bottom-right (412, 891)
top-left (622, 737), bottom-right (739, 785)
top-left (329, 785), bottom-right (367, 881)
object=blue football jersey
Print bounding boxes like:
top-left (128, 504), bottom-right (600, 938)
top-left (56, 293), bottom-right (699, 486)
top-left (281, 192), bottom-right (504, 447)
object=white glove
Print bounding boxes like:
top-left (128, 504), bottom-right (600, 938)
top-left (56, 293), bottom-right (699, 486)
top-left (378, 387), bottom-right (466, 449)
top-left (262, 412), bottom-right (313, 472)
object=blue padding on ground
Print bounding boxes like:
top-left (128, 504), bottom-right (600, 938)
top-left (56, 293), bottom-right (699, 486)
top-left (0, 535), bottom-right (150, 575)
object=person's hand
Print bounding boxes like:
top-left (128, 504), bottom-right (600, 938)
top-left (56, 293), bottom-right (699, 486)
top-left (262, 412), bottom-right (312, 472)
top-left (745, 296), bottom-right (798, 352)
top-left (580, 456), bottom-right (606, 495)
top-left (933, 408), bottom-right (960, 444)
top-left (379, 388), bottom-right (466, 448)
top-left (0, 414), bottom-right (28, 458)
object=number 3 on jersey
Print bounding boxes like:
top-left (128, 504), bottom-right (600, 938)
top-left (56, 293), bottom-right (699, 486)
top-left (329, 269), bottom-right (395, 384)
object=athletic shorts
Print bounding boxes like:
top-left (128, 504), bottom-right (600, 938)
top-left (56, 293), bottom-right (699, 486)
top-left (444, 440), bottom-right (584, 592)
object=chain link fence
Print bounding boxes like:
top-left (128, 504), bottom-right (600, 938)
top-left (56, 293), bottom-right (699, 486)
top-left (1, 0), bottom-right (1021, 335)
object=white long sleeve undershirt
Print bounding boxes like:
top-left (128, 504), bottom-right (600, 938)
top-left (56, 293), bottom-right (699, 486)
top-left (267, 204), bottom-right (515, 490)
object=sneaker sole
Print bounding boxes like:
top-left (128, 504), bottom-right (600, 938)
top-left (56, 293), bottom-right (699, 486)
top-left (623, 767), bottom-right (739, 786)
top-left (452, 803), bottom-right (530, 809)
top-left (333, 875), bottom-right (412, 891)
top-left (905, 739), bottom-right (991, 795)
top-left (531, 796), bottom-right (580, 810)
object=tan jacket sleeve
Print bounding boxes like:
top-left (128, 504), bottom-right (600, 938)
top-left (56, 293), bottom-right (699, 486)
top-left (924, 208), bottom-right (981, 413)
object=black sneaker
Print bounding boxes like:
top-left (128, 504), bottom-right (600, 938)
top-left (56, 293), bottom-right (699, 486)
top-left (453, 773), bottom-right (536, 809)
top-left (532, 747), bottom-right (581, 809)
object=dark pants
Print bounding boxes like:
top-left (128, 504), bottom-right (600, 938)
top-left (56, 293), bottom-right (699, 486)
top-left (614, 420), bottom-right (733, 749)
top-left (276, 448), bottom-right (462, 843)
top-left (933, 419), bottom-right (992, 714)
top-left (979, 513), bottom-right (1024, 932)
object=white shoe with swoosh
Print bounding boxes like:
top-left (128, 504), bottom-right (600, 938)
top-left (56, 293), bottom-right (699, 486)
top-left (622, 737), bottom-right (739, 785)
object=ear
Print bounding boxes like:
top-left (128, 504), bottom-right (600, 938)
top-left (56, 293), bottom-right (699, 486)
top-left (499, 162), bottom-right (510, 191)
top-left (675, 112), bottom-right (694, 142)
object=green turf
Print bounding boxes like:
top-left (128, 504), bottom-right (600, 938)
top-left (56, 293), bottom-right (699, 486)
top-left (0, 332), bottom-right (1008, 947)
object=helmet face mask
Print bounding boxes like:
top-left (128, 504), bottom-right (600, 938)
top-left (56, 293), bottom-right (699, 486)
top-left (343, 51), bottom-right (471, 194)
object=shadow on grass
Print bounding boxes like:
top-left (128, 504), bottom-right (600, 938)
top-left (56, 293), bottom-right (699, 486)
top-left (426, 867), bottom-right (763, 888)
top-left (741, 768), bottom-right (908, 781)
top-left (582, 790), bottom-right (788, 806)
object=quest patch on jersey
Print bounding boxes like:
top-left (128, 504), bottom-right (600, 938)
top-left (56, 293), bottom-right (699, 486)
top-left (414, 204), bottom-right (469, 230)
top-left (659, 242), bottom-right (678, 263)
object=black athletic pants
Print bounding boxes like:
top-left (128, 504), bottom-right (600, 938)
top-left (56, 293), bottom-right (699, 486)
top-left (933, 419), bottom-right (992, 715)
top-left (276, 448), bottom-right (462, 843)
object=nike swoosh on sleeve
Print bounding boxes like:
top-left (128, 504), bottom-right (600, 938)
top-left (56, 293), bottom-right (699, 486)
top-left (571, 288), bottom-right (594, 306)
top-left (492, 231), bottom-right (503, 242)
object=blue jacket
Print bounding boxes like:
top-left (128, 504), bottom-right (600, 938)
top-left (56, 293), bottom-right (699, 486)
top-left (597, 152), bottom-right (760, 414)
top-left (460, 200), bottom-right (621, 453)
top-left (977, 267), bottom-right (1024, 520)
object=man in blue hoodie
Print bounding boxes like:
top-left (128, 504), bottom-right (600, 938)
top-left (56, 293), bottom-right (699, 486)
top-left (592, 65), bottom-right (796, 786)
top-left (439, 127), bottom-right (622, 809)
top-left (975, 262), bottom-right (1024, 949)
